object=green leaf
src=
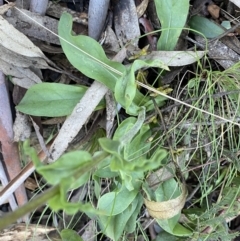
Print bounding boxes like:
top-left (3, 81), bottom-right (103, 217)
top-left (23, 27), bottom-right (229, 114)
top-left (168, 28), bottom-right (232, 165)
top-left (97, 186), bottom-right (138, 216)
top-left (16, 83), bottom-right (105, 117)
top-left (156, 220), bottom-right (192, 237)
top-left (58, 12), bottom-right (125, 91)
top-left (60, 229), bottom-right (84, 241)
top-left (115, 59), bottom-right (168, 114)
top-left (112, 197), bottom-right (139, 239)
top-left (98, 195), bottom-right (140, 241)
top-left (154, 179), bottom-right (192, 237)
top-left (98, 138), bottom-right (121, 156)
top-left (23, 140), bottom-right (42, 168)
top-left (48, 179), bottom-right (96, 215)
top-left (113, 117), bottom-right (137, 140)
top-left (94, 166), bottom-right (119, 179)
top-left (149, 148), bottom-right (169, 168)
top-left (188, 16), bottom-right (225, 39)
top-left (93, 155), bottom-right (118, 178)
top-left (155, 0), bottom-right (189, 50)
top-left (129, 148), bottom-right (168, 172)
top-left (36, 151), bottom-right (92, 185)
top-left (144, 94), bottom-right (167, 112)
top-left (155, 231), bottom-right (184, 240)
top-left (98, 138), bottom-right (124, 171)
top-left (93, 176), bottom-right (101, 198)
top-left (113, 148), bottom-right (168, 175)
top-left (118, 171), bottom-right (143, 191)
top-left (124, 125), bottom-right (151, 160)
top-left (124, 194), bottom-right (143, 233)
top-left (42, 151), bottom-right (108, 215)
top-left (133, 89), bottom-right (150, 107)
top-left (155, 178), bottom-right (181, 202)
top-left (157, 213), bottom-right (181, 234)
top-left (119, 106), bottom-right (146, 145)
top-left (116, 65), bottom-right (136, 110)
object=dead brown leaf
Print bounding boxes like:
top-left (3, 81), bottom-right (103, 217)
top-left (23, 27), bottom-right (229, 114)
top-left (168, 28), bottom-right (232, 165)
top-left (144, 184), bottom-right (187, 219)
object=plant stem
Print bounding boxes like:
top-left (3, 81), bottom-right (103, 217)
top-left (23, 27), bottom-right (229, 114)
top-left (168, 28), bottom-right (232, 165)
top-left (0, 185), bottom-right (59, 230)
top-left (0, 151), bottom-right (109, 230)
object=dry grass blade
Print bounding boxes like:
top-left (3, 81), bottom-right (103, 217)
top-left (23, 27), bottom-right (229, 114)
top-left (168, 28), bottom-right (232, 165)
top-left (137, 81), bottom-right (240, 128)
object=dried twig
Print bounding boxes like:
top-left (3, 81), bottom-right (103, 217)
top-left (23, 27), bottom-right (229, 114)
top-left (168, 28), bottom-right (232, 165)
top-left (0, 72), bottom-right (28, 215)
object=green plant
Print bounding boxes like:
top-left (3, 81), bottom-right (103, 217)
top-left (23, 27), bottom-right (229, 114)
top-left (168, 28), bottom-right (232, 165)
top-left (154, 0), bottom-right (189, 50)
top-left (17, 13), bottom-right (168, 117)
top-left (4, 1), bottom-right (240, 240)
top-left (4, 9), bottom-right (193, 239)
